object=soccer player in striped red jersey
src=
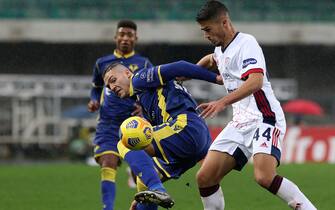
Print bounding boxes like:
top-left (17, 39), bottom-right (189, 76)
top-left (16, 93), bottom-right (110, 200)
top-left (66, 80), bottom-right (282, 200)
top-left (195, 1), bottom-right (316, 210)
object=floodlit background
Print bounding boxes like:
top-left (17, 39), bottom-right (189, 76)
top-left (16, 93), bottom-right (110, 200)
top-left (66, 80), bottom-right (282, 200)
top-left (0, 1), bottom-right (334, 210)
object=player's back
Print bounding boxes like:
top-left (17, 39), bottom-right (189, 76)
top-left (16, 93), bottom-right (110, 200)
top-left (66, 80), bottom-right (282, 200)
top-left (137, 79), bottom-right (198, 126)
top-left (134, 73), bottom-right (211, 179)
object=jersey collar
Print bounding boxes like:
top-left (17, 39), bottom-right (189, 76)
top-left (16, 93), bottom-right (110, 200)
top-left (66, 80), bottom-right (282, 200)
top-left (113, 50), bottom-right (135, 59)
top-left (221, 32), bottom-right (240, 53)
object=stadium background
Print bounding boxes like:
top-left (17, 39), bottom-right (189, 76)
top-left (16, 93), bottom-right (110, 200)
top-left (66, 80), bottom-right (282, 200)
top-left (0, 1), bottom-right (334, 210)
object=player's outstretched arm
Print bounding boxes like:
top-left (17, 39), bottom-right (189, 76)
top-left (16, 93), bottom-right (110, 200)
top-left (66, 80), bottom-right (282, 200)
top-left (160, 60), bottom-right (221, 84)
top-left (132, 61), bottom-right (222, 91)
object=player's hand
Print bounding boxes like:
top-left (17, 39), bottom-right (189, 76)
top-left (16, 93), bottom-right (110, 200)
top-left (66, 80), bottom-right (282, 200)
top-left (129, 200), bottom-right (138, 210)
top-left (87, 100), bottom-right (100, 112)
top-left (216, 75), bottom-right (223, 85)
top-left (132, 103), bottom-right (143, 116)
top-left (197, 99), bottom-right (227, 119)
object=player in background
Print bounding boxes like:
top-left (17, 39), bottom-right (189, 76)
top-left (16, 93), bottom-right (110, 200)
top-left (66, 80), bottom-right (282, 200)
top-left (194, 1), bottom-right (317, 210)
top-left (87, 20), bottom-right (155, 210)
top-left (103, 60), bottom-right (222, 210)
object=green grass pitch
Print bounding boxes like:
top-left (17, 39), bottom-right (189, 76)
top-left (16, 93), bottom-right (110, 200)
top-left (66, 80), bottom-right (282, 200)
top-left (0, 162), bottom-right (332, 210)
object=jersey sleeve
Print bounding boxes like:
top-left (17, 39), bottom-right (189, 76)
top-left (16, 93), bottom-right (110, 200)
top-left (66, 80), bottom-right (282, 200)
top-left (238, 37), bottom-right (266, 80)
top-left (131, 61), bottom-right (218, 93)
top-left (90, 61), bottom-right (104, 101)
top-left (131, 66), bottom-right (162, 94)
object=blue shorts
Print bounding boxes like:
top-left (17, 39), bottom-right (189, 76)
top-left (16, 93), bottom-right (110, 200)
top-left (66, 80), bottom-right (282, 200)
top-left (94, 136), bottom-right (120, 160)
top-left (93, 90), bottom-right (138, 160)
top-left (93, 122), bottom-right (121, 159)
top-left (151, 112), bottom-right (212, 179)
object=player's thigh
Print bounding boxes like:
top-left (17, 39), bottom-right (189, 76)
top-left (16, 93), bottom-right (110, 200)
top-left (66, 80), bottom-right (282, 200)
top-left (252, 123), bottom-right (284, 187)
top-left (253, 153), bottom-right (277, 187)
top-left (197, 150), bottom-right (236, 187)
top-left (209, 123), bottom-right (251, 171)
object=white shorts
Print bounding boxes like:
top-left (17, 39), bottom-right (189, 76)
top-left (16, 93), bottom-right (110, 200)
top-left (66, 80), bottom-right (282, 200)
top-left (210, 120), bottom-right (286, 170)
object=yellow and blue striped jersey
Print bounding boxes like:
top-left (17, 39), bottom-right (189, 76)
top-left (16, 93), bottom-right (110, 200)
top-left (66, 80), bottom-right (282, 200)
top-left (130, 61), bottom-right (218, 125)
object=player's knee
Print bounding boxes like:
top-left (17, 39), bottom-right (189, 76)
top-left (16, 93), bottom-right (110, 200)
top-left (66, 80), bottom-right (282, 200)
top-left (254, 172), bottom-right (273, 188)
top-left (196, 169), bottom-right (212, 187)
top-left (99, 154), bottom-right (119, 169)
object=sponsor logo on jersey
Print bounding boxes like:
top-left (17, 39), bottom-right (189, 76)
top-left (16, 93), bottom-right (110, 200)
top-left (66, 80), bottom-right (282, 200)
top-left (147, 68), bottom-right (154, 82)
top-left (140, 72), bottom-right (146, 79)
top-left (150, 110), bottom-right (156, 121)
top-left (242, 58), bottom-right (257, 68)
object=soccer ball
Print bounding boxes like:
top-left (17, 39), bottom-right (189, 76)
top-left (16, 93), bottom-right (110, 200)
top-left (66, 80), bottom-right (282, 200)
top-left (119, 116), bottom-right (154, 150)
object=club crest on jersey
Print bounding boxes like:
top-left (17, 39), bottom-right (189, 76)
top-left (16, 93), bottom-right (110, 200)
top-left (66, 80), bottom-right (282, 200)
top-left (225, 57), bottom-right (231, 65)
top-left (242, 58), bottom-right (257, 68)
top-left (222, 73), bottom-right (232, 80)
top-left (128, 64), bottom-right (139, 72)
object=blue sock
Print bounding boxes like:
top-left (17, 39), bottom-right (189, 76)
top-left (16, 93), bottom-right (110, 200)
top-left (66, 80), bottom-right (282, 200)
top-left (101, 181), bottom-right (115, 210)
top-left (136, 203), bottom-right (158, 210)
top-left (101, 167), bottom-right (117, 210)
top-left (124, 150), bottom-right (165, 192)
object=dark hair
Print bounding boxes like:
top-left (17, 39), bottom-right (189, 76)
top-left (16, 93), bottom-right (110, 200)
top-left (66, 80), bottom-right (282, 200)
top-left (102, 61), bottom-right (125, 79)
top-left (117, 19), bottom-right (137, 31)
top-left (196, 0), bottom-right (229, 22)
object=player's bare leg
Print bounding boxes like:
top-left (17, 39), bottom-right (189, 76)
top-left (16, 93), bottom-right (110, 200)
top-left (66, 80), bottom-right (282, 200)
top-left (253, 153), bottom-right (317, 210)
top-left (196, 151), bottom-right (236, 210)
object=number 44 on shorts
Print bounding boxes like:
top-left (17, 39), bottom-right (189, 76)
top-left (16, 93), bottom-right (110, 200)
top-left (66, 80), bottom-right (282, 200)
top-left (253, 127), bottom-right (271, 141)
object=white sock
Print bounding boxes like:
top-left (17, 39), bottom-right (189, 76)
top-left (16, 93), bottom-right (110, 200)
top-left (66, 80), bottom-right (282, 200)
top-left (201, 186), bottom-right (225, 210)
top-left (277, 178), bottom-right (317, 210)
